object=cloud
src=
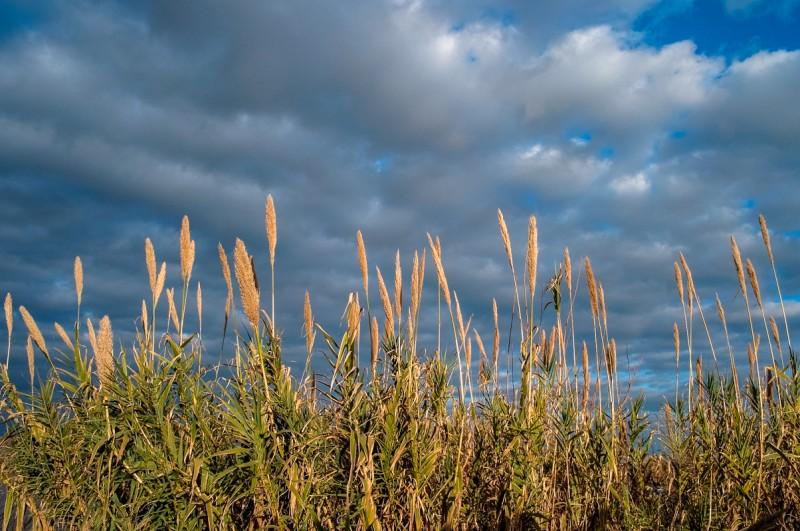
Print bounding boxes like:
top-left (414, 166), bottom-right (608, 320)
top-left (0, 0), bottom-right (797, 406)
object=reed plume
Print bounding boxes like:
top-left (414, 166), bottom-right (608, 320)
top-left (26, 336), bottom-right (34, 389)
top-left (265, 194), bottom-right (277, 267)
top-left (18, 306), bottom-right (48, 358)
top-left (54, 322), bottom-right (74, 351)
top-left (427, 234), bottom-right (451, 308)
top-left (234, 238), bottom-right (261, 329)
top-left (166, 288), bottom-right (180, 332)
top-left (409, 252), bottom-right (420, 337)
top-left (563, 247), bottom-right (572, 291)
top-left (769, 317), bottom-right (781, 357)
top-left (145, 238), bottom-right (157, 296)
top-left (758, 214), bottom-right (793, 353)
top-left (155, 262), bottom-right (166, 305)
top-left (356, 230), bottom-right (369, 301)
top-left (498, 209), bottom-right (513, 271)
top-left (745, 259), bottom-right (763, 308)
top-left (674, 262), bottom-right (684, 305)
top-left (376, 266), bottom-right (394, 335)
top-left (584, 258), bottom-right (599, 319)
top-left (370, 316), bottom-right (378, 377)
top-left (474, 330), bottom-right (487, 370)
top-left (526, 215), bottom-right (538, 305)
top-left (730, 237), bottom-right (747, 297)
top-left (758, 214), bottom-right (773, 263)
top-left (218, 244), bottom-right (233, 319)
top-left (74, 256), bottom-right (83, 307)
top-left (304, 290), bottom-right (315, 355)
top-left (180, 216), bottom-right (194, 283)
top-left (394, 250), bottom-right (402, 325)
top-left (141, 300), bottom-right (148, 340)
top-left (96, 316), bottom-right (114, 386)
top-left (454, 291), bottom-right (466, 348)
top-left (266, 194), bottom-right (277, 329)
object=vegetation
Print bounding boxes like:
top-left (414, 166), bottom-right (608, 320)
top-left (0, 198), bottom-right (797, 529)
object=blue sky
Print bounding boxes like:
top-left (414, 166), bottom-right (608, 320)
top-left (0, 0), bottom-right (798, 408)
top-left (636, 0), bottom-right (800, 58)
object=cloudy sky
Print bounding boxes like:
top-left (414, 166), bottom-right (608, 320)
top-left (1, 0), bottom-right (798, 406)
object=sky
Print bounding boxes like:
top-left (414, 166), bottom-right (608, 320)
top-left (1, 0), bottom-right (799, 409)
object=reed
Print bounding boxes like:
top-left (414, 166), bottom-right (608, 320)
top-left (0, 206), bottom-right (798, 530)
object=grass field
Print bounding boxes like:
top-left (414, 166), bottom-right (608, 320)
top-left (1, 197), bottom-right (798, 529)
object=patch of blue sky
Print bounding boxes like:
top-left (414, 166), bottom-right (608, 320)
top-left (634, 0), bottom-right (800, 61)
top-left (372, 156), bottom-right (393, 174)
top-left (598, 147), bottom-right (615, 160)
top-left (450, 7), bottom-right (516, 33)
top-left (741, 198), bottom-right (756, 209)
top-left (0, 1), bottom-right (46, 42)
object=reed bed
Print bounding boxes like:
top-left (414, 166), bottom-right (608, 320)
top-left (0, 201), bottom-right (798, 530)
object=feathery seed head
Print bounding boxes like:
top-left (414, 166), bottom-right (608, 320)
top-left (375, 266), bottom-right (394, 335)
top-left (145, 238), bottom-right (157, 295)
top-left (497, 209), bottom-right (514, 271)
top-left (141, 300), bottom-right (148, 338)
top-left (769, 316), bottom-right (780, 350)
top-left (234, 238), bottom-right (261, 329)
top-left (180, 215), bottom-right (194, 283)
top-left (96, 316), bottom-right (113, 386)
top-left (673, 322), bottom-right (680, 363)
top-left (265, 194), bottom-right (277, 266)
top-left (26, 336), bottom-right (34, 386)
top-left (454, 291), bottom-right (466, 347)
top-left (526, 216), bottom-right (538, 301)
top-left (584, 257), bottom-right (599, 318)
top-left (673, 262), bottom-right (684, 305)
top-left (679, 253), bottom-right (696, 299)
top-left (474, 329), bottom-right (487, 365)
top-left (218, 244), bottom-right (233, 317)
top-left (74, 256), bottom-right (83, 306)
top-left (394, 250), bottom-right (402, 320)
top-left (370, 316), bottom-right (379, 373)
top-left (4, 293), bottom-right (11, 339)
top-left (715, 293), bottom-right (727, 328)
top-left (54, 322), bottom-right (74, 351)
top-left (730, 236), bottom-right (746, 297)
top-left (18, 306), bottom-right (48, 358)
top-left (356, 230), bottom-right (369, 300)
top-left (563, 247), bottom-right (572, 290)
top-left (154, 262), bottom-right (166, 306)
top-left (759, 214), bottom-right (774, 262)
top-left (427, 233), bottom-right (451, 308)
top-left (745, 258), bottom-right (763, 307)
top-left (304, 290), bottom-right (315, 354)
top-left (166, 288), bottom-right (180, 331)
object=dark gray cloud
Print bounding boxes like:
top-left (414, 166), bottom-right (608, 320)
top-left (0, 0), bottom-right (797, 405)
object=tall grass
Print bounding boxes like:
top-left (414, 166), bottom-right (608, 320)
top-left (0, 201), bottom-right (798, 529)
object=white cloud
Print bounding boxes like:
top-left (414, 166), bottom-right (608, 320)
top-left (610, 172), bottom-right (650, 195)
